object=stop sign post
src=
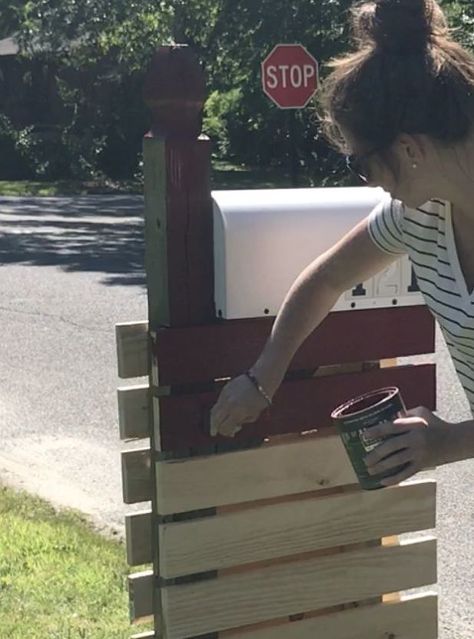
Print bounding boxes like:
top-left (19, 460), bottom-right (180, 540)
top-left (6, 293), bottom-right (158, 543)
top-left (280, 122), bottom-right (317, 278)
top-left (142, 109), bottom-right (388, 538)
top-left (261, 44), bottom-right (319, 109)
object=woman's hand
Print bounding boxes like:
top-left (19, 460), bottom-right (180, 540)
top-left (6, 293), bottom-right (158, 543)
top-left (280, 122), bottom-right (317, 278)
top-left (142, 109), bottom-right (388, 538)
top-left (363, 406), bottom-right (448, 486)
top-left (210, 374), bottom-right (272, 438)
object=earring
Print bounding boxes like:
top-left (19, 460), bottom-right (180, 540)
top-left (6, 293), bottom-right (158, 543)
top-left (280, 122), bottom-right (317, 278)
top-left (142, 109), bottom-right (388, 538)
top-left (412, 163), bottom-right (418, 169)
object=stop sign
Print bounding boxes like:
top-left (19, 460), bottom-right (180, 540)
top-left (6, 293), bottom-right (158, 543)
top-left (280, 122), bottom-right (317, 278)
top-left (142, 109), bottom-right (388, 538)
top-left (261, 44), bottom-right (319, 109)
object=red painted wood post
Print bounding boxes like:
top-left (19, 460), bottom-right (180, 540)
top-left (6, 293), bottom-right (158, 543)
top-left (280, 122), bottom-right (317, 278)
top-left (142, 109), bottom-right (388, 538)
top-left (142, 45), bottom-right (215, 330)
top-left (141, 45), bottom-right (219, 635)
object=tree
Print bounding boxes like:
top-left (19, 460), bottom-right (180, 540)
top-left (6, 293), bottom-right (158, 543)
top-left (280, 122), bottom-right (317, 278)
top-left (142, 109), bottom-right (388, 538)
top-left (3, 0), bottom-right (473, 182)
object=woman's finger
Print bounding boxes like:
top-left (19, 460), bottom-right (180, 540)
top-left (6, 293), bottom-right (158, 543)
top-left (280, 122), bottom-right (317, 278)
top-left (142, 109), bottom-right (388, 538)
top-left (218, 413), bottom-right (242, 438)
top-left (367, 448), bottom-right (413, 476)
top-left (364, 433), bottom-right (411, 467)
top-left (210, 408), bottom-right (231, 436)
top-left (379, 461), bottom-right (420, 487)
top-left (366, 416), bottom-right (426, 440)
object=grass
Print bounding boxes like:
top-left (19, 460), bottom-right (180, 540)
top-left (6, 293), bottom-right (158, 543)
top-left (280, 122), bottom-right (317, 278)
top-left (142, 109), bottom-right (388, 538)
top-left (0, 162), bottom-right (319, 197)
top-left (0, 179), bottom-right (142, 197)
top-left (0, 483), bottom-right (153, 639)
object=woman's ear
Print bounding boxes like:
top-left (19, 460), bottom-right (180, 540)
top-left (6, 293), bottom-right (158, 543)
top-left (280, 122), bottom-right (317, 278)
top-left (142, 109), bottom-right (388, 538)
top-left (397, 133), bottom-right (425, 166)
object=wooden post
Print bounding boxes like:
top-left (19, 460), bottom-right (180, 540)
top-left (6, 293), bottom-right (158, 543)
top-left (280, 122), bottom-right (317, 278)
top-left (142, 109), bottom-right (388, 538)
top-left (143, 45), bottom-right (215, 329)
top-left (141, 44), bottom-right (217, 635)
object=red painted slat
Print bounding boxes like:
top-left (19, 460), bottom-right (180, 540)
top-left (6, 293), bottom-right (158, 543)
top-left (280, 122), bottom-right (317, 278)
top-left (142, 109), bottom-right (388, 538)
top-left (156, 364), bottom-right (436, 451)
top-left (152, 306), bottom-right (434, 386)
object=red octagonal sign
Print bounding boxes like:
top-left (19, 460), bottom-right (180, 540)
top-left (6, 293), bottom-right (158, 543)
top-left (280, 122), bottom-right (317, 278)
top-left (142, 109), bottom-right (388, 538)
top-left (262, 44), bottom-right (319, 109)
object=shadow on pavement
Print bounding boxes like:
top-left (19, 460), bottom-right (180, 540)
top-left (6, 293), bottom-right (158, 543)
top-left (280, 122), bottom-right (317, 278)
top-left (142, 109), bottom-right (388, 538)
top-left (0, 195), bottom-right (146, 286)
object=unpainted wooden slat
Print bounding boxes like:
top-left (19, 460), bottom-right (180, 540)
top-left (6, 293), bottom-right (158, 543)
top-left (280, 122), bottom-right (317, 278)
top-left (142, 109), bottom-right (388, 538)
top-left (116, 321), bottom-right (149, 379)
top-left (158, 480), bottom-right (436, 578)
top-left (160, 538), bottom-right (436, 639)
top-left (221, 592), bottom-right (437, 639)
top-left (118, 384), bottom-right (150, 440)
top-left (128, 570), bottom-right (154, 623)
top-left (122, 448), bottom-right (152, 504)
top-left (126, 510), bottom-right (153, 566)
top-left (156, 434), bottom-right (357, 515)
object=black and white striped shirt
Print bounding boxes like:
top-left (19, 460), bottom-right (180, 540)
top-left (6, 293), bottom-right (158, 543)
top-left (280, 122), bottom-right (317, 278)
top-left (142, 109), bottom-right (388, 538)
top-left (368, 197), bottom-right (474, 415)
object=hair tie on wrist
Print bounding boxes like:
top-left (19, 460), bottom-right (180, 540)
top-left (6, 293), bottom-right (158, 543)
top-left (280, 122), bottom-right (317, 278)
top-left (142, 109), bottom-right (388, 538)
top-left (245, 370), bottom-right (272, 407)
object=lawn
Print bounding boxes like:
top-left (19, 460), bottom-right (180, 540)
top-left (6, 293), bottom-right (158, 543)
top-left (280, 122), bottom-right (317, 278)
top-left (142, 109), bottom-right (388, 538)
top-left (0, 484), bottom-right (153, 639)
top-left (0, 163), bottom-right (320, 197)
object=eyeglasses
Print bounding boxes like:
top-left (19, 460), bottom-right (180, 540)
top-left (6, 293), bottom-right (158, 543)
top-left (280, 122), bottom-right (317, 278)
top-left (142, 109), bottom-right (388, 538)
top-left (345, 147), bottom-right (382, 183)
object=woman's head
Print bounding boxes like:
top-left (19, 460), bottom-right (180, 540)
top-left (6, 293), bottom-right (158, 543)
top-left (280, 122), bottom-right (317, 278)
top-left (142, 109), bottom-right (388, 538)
top-left (316, 0), bottom-right (474, 208)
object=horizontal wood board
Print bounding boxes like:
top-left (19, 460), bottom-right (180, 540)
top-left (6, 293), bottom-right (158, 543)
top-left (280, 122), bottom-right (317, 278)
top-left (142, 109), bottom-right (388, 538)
top-left (158, 480), bottom-right (436, 578)
top-left (222, 593), bottom-right (437, 639)
top-left (155, 432), bottom-right (434, 514)
top-left (116, 306), bottom-right (434, 381)
top-left (156, 363), bottom-right (435, 450)
top-left (160, 539), bottom-right (436, 638)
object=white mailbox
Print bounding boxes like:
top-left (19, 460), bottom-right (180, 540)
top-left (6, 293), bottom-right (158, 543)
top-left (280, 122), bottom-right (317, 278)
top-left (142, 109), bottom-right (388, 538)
top-left (213, 187), bottom-right (423, 320)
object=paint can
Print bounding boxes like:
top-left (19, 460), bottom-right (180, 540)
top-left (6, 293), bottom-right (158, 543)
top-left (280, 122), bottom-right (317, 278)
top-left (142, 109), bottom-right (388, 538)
top-left (331, 386), bottom-right (408, 490)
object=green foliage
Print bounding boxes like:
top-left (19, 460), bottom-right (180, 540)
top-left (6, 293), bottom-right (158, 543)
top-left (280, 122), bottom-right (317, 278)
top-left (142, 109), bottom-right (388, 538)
top-left (204, 88), bottom-right (243, 158)
top-left (0, 0), bottom-right (472, 182)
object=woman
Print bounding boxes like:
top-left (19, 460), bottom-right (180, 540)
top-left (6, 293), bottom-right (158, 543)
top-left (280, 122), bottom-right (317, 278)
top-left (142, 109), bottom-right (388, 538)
top-left (210, 0), bottom-right (474, 486)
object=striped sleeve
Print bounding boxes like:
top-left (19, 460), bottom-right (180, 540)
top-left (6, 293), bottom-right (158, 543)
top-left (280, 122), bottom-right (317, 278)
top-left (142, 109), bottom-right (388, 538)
top-left (367, 197), bottom-right (407, 255)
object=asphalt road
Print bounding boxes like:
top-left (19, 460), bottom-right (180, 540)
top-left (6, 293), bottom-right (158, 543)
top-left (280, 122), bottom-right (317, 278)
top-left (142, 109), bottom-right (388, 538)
top-left (0, 195), bottom-right (472, 637)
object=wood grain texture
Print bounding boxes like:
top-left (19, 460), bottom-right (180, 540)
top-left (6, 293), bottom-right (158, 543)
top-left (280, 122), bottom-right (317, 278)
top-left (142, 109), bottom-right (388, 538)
top-left (128, 570), bottom-right (154, 623)
top-left (156, 433), bottom-right (354, 514)
top-left (158, 480), bottom-right (436, 578)
top-left (143, 137), bottom-right (170, 328)
top-left (122, 448), bottom-right (152, 504)
top-left (144, 135), bottom-right (215, 329)
top-left (126, 510), bottom-right (153, 566)
top-left (155, 363), bottom-right (436, 450)
top-left (116, 321), bottom-right (149, 379)
top-left (160, 539), bottom-right (436, 638)
top-left (115, 306), bottom-right (434, 382)
top-left (118, 384), bottom-right (150, 440)
top-left (221, 593), bottom-right (437, 639)
top-left (151, 305), bottom-right (434, 385)
top-left (125, 482), bottom-right (436, 578)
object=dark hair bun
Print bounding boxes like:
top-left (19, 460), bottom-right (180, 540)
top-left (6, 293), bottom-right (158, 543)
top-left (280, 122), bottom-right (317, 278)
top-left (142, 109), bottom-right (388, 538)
top-left (353, 0), bottom-right (447, 55)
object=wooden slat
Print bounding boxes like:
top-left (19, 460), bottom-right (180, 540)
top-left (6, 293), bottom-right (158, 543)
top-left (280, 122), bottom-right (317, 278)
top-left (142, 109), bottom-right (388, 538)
top-left (128, 570), bottom-right (154, 622)
top-left (126, 510), bottom-right (153, 566)
top-left (131, 632), bottom-right (156, 639)
top-left (118, 384), bottom-right (150, 440)
top-left (119, 363), bottom-right (434, 450)
top-left (160, 538), bottom-right (436, 638)
top-left (222, 593), bottom-right (437, 639)
top-left (122, 448), bottom-right (152, 504)
top-left (117, 307), bottom-right (434, 381)
top-left (155, 363), bottom-right (436, 450)
top-left (156, 433), bottom-right (354, 514)
top-left (158, 480), bottom-right (436, 578)
top-left (116, 322), bottom-right (149, 379)
top-left (121, 479), bottom-right (431, 590)
top-left (152, 305), bottom-right (434, 385)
